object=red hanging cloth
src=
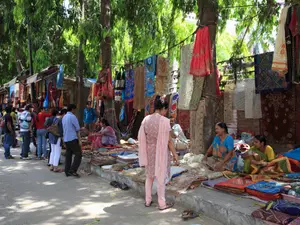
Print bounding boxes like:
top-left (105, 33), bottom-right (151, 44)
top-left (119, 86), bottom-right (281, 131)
top-left (190, 26), bottom-right (214, 77)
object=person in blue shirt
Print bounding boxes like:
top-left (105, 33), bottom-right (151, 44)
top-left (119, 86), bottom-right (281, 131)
top-left (83, 102), bottom-right (97, 131)
top-left (62, 104), bottom-right (82, 177)
top-left (204, 122), bottom-right (237, 172)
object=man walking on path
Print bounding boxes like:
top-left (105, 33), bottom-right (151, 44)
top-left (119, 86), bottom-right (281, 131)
top-left (3, 106), bottom-right (15, 159)
top-left (62, 104), bottom-right (82, 177)
top-left (19, 104), bottom-right (33, 159)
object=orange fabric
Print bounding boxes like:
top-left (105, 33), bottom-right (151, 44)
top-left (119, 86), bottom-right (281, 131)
top-left (246, 189), bottom-right (281, 201)
top-left (214, 177), bottom-right (254, 193)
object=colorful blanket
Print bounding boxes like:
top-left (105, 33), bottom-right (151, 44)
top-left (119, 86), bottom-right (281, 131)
top-left (252, 208), bottom-right (294, 225)
top-left (124, 69), bottom-right (134, 101)
top-left (214, 177), bottom-right (254, 194)
top-left (271, 199), bottom-right (300, 217)
top-left (144, 56), bottom-right (156, 97)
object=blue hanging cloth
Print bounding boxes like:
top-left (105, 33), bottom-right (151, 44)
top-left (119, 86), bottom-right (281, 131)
top-left (56, 65), bottom-right (64, 88)
top-left (43, 80), bottom-right (49, 109)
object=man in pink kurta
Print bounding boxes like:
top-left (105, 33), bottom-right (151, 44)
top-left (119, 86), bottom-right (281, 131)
top-left (138, 113), bottom-right (171, 209)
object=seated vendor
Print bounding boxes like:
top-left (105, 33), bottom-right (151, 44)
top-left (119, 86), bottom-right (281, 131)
top-left (243, 135), bottom-right (292, 174)
top-left (170, 118), bottom-right (190, 150)
top-left (98, 119), bottom-right (117, 146)
top-left (204, 122), bottom-right (237, 172)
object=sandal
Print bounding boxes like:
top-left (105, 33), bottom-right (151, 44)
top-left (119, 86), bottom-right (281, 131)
top-left (53, 168), bottom-right (64, 173)
top-left (159, 203), bottom-right (174, 211)
top-left (50, 166), bottom-right (54, 171)
top-left (181, 209), bottom-right (198, 220)
top-left (145, 201), bottom-right (153, 207)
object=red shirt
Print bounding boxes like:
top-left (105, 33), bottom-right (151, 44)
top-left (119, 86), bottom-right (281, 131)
top-left (35, 112), bottom-right (51, 129)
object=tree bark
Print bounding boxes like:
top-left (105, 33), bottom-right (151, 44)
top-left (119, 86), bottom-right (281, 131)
top-left (100, 0), bottom-right (111, 67)
top-left (197, 0), bottom-right (218, 152)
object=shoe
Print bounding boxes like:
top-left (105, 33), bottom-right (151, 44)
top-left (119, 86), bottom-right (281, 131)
top-left (7, 155), bottom-right (15, 159)
top-left (70, 172), bottom-right (80, 178)
top-left (65, 172), bottom-right (72, 177)
top-left (20, 157), bottom-right (31, 160)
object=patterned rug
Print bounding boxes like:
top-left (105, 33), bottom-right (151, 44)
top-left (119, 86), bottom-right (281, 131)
top-left (255, 52), bottom-right (290, 93)
top-left (177, 110), bottom-right (190, 139)
top-left (260, 87), bottom-right (296, 144)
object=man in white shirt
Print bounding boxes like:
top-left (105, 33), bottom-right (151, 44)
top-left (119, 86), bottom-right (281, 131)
top-left (19, 104), bottom-right (33, 159)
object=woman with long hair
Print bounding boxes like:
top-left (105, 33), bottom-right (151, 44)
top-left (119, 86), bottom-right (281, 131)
top-left (138, 96), bottom-right (179, 210)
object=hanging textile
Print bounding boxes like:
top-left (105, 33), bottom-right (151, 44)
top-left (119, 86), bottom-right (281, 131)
top-left (145, 94), bottom-right (157, 116)
top-left (133, 66), bottom-right (145, 110)
top-left (114, 90), bottom-right (122, 101)
top-left (245, 79), bottom-right (262, 119)
top-left (260, 87), bottom-right (296, 144)
top-left (19, 83), bottom-right (24, 102)
top-left (233, 80), bottom-right (246, 111)
top-left (177, 110), bottom-right (190, 139)
top-left (216, 68), bottom-right (222, 96)
top-left (289, 6), bottom-right (300, 83)
top-left (98, 68), bottom-right (114, 99)
top-left (125, 69), bottom-right (134, 101)
top-left (224, 82), bottom-right (235, 123)
top-left (178, 44), bottom-right (194, 110)
top-left (156, 56), bottom-right (169, 77)
top-left (255, 52), bottom-right (289, 93)
top-left (56, 65), bottom-right (64, 88)
top-left (190, 26), bottom-right (213, 77)
top-left (169, 92), bottom-right (179, 119)
top-left (296, 85), bottom-right (300, 144)
top-left (155, 76), bottom-right (169, 95)
top-left (169, 69), bottom-right (179, 94)
top-left (189, 77), bottom-right (205, 111)
top-left (144, 55), bottom-right (156, 97)
top-left (272, 6), bottom-right (289, 76)
top-left (114, 70), bottom-right (125, 90)
top-left (190, 99), bottom-right (205, 154)
top-left (43, 81), bottom-right (49, 109)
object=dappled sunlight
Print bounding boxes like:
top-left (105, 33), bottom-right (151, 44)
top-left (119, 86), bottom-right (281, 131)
top-left (42, 181), bottom-right (57, 186)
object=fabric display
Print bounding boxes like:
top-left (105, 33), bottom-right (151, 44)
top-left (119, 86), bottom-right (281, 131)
top-left (190, 99), bottom-right (205, 154)
top-left (252, 208), bottom-right (294, 225)
top-left (284, 148), bottom-right (300, 161)
top-left (289, 218), bottom-right (300, 225)
top-left (56, 65), bottom-right (64, 88)
top-left (145, 94), bottom-right (157, 116)
top-left (169, 92), bottom-right (179, 119)
top-left (233, 80), bottom-right (246, 111)
top-left (155, 76), bottom-right (169, 95)
top-left (260, 87), bottom-right (296, 144)
top-left (190, 26), bottom-right (213, 77)
top-left (98, 68), bottom-right (114, 99)
top-left (214, 177), bottom-right (254, 194)
top-left (202, 177), bottom-right (228, 188)
top-left (255, 52), bottom-right (289, 93)
top-left (156, 56), bottom-right (169, 77)
top-left (189, 77), bottom-right (205, 111)
top-left (178, 44), bottom-right (194, 110)
top-left (133, 66), bottom-right (145, 110)
top-left (272, 6), bottom-right (289, 77)
top-left (125, 69), bottom-right (134, 101)
top-left (114, 70), bottom-right (126, 90)
top-left (144, 55), bottom-right (156, 97)
top-left (169, 69), bottom-right (179, 94)
top-left (245, 181), bottom-right (282, 201)
top-left (177, 110), bottom-right (190, 139)
top-left (114, 90), bottom-right (122, 101)
top-left (270, 199), bottom-right (300, 217)
top-left (245, 79), bottom-right (262, 119)
top-left (224, 82), bottom-right (235, 123)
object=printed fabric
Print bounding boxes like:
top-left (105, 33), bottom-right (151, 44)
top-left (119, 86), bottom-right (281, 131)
top-left (271, 199), bottom-right (300, 217)
top-left (190, 26), bottom-right (213, 77)
top-left (133, 66), bottom-right (145, 110)
top-left (125, 69), bottom-right (134, 101)
top-left (252, 208), bottom-right (293, 225)
top-left (178, 44), bottom-right (194, 110)
top-left (246, 181), bottom-right (282, 194)
top-left (169, 92), bottom-right (179, 119)
top-left (245, 79), bottom-right (262, 119)
top-left (260, 87), bottom-right (296, 144)
top-left (144, 56), bottom-right (156, 97)
top-left (56, 65), bottom-right (64, 88)
top-left (255, 52), bottom-right (289, 93)
top-left (156, 56), bottom-right (169, 77)
top-left (272, 6), bottom-right (290, 77)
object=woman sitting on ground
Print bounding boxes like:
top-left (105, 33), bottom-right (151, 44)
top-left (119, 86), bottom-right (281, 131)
top-left (92, 119), bottom-right (117, 148)
top-left (203, 122), bottom-right (237, 172)
top-left (243, 135), bottom-right (291, 174)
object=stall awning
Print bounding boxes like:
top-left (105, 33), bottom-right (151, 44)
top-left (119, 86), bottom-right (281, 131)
top-left (3, 77), bottom-right (17, 88)
top-left (26, 74), bottom-right (38, 84)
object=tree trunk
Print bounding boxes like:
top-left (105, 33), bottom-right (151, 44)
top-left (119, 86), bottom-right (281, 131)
top-left (197, 0), bottom-right (218, 152)
top-left (100, 0), bottom-right (111, 67)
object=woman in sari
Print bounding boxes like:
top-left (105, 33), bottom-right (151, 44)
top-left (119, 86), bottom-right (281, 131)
top-left (204, 122), bottom-right (237, 171)
top-left (243, 135), bottom-right (292, 175)
top-left (98, 119), bottom-right (117, 146)
top-left (138, 96), bottom-right (179, 210)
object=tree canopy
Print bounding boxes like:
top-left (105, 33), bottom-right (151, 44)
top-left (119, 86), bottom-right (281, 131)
top-left (0, 0), bottom-right (295, 83)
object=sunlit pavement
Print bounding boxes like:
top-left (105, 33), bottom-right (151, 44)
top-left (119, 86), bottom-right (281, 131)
top-left (0, 148), bottom-right (222, 225)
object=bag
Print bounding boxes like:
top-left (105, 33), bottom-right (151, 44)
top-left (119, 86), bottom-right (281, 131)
top-left (47, 119), bottom-right (60, 137)
top-left (0, 118), bottom-right (5, 129)
top-left (19, 112), bottom-right (31, 130)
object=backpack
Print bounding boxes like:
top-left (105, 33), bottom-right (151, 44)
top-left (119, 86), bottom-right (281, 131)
top-left (19, 111), bottom-right (31, 130)
top-left (47, 118), bottom-right (60, 137)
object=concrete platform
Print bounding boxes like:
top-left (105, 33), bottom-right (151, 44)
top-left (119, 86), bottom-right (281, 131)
top-left (90, 165), bottom-right (266, 225)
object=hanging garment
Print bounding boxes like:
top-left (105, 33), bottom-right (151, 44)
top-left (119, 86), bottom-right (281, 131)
top-left (133, 66), bottom-right (145, 110)
top-left (145, 94), bottom-right (157, 117)
top-left (233, 80), bottom-right (246, 111)
top-left (255, 52), bottom-right (289, 93)
top-left (272, 6), bottom-right (290, 77)
top-left (156, 56), bottom-right (169, 77)
top-left (177, 110), bottom-right (190, 139)
top-left (190, 99), bottom-right (205, 154)
top-left (56, 65), bottom-right (64, 88)
top-left (114, 90), bottom-right (122, 101)
top-left (260, 87), bottom-right (296, 144)
top-left (124, 69), bottom-right (134, 101)
top-left (155, 76), bottom-right (169, 95)
top-left (144, 55), bottom-right (156, 97)
top-left (190, 26), bottom-right (213, 77)
top-left (114, 70), bottom-right (126, 90)
top-left (223, 82), bottom-right (235, 123)
top-left (98, 68), bottom-right (114, 99)
top-left (178, 44), bottom-right (194, 110)
top-left (169, 69), bottom-right (179, 94)
top-left (285, 6), bottom-right (295, 84)
top-left (245, 79), bottom-right (262, 119)
top-left (169, 92), bottom-right (179, 119)
top-left (189, 77), bottom-right (205, 111)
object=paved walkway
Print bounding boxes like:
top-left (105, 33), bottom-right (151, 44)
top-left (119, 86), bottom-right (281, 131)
top-left (0, 148), bottom-right (222, 225)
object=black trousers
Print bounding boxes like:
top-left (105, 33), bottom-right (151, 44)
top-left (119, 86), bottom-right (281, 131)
top-left (65, 139), bottom-right (82, 173)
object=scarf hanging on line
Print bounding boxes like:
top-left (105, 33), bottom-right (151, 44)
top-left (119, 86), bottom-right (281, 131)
top-left (133, 66), bottom-right (145, 110)
top-left (190, 26), bottom-right (214, 77)
top-left (272, 6), bottom-right (289, 77)
top-left (144, 55), bottom-right (156, 97)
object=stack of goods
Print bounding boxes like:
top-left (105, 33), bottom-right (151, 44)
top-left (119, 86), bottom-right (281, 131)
top-left (116, 153), bottom-right (138, 164)
top-left (282, 182), bottom-right (300, 203)
top-left (90, 154), bottom-right (116, 167)
top-left (214, 177), bottom-right (254, 194)
top-left (245, 181), bottom-right (282, 201)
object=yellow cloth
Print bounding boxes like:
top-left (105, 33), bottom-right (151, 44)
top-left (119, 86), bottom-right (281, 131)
top-left (264, 145), bottom-right (276, 162)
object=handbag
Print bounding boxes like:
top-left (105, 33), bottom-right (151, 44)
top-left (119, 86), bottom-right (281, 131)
top-left (47, 119), bottom-right (60, 137)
